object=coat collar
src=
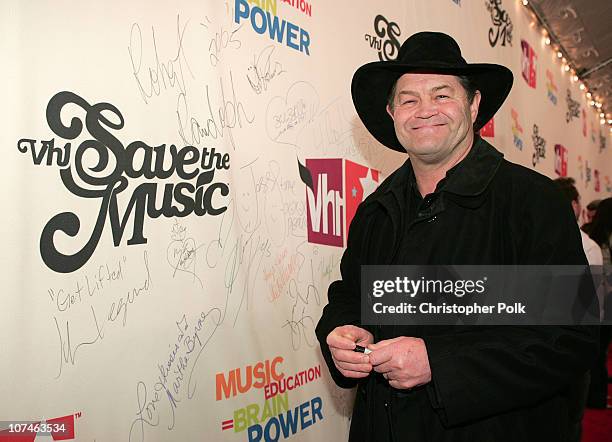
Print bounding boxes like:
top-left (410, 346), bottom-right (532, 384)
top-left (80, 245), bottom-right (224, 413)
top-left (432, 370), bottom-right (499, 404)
top-left (368, 135), bottom-right (504, 208)
top-left (441, 135), bottom-right (504, 197)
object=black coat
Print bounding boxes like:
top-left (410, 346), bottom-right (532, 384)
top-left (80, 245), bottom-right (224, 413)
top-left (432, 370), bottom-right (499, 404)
top-left (315, 137), bottom-right (598, 442)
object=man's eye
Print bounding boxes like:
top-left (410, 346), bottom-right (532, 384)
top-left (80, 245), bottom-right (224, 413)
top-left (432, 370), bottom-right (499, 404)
top-left (401, 99), bottom-right (416, 105)
top-left (436, 95), bottom-right (449, 99)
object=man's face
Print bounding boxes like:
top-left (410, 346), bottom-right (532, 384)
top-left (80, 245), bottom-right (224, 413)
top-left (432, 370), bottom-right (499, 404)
top-left (386, 73), bottom-right (481, 164)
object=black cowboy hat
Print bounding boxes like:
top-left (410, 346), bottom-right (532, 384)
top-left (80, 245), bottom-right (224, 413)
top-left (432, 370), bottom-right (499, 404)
top-left (351, 31), bottom-right (514, 152)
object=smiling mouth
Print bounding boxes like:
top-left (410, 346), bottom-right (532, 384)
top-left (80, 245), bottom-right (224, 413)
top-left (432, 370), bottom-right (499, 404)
top-left (412, 124), bottom-right (446, 130)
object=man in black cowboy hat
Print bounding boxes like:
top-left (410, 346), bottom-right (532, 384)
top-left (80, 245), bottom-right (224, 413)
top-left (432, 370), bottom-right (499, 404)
top-left (316, 32), bottom-right (597, 441)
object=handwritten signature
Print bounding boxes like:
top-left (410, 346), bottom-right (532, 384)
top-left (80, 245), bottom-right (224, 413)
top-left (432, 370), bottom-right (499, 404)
top-left (282, 278), bottom-right (320, 351)
top-left (205, 193), bottom-right (271, 325)
top-left (166, 220), bottom-right (204, 287)
top-left (48, 256), bottom-right (126, 313)
top-left (247, 45), bottom-right (286, 94)
top-left (128, 15), bottom-right (194, 104)
top-left (202, 15), bottom-right (242, 66)
top-left (54, 251), bottom-right (152, 378)
top-left (128, 307), bottom-right (221, 441)
top-left (266, 81), bottom-right (319, 146)
top-left (176, 70), bottom-right (255, 151)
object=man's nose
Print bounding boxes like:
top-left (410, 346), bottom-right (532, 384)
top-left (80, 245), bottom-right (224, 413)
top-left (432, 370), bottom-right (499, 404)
top-left (414, 98), bottom-right (439, 118)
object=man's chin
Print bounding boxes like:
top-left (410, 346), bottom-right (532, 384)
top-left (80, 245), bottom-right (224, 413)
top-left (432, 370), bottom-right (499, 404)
top-left (403, 143), bottom-right (446, 158)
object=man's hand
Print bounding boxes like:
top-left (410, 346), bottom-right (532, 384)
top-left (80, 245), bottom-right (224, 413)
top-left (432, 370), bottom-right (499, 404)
top-left (326, 325), bottom-right (373, 378)
top-left (368, 337), bottom-right (432, 389)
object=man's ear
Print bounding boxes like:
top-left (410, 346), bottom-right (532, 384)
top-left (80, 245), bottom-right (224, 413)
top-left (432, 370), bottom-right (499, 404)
top-left (571, 200), bottom-right (581, 221)
top-left (470, 90), bottom-right (481, 124)
top-left (386, 104), bottom-right (394, 119)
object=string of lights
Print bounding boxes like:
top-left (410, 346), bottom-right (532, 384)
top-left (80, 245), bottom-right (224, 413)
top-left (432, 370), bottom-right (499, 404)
top-left (519, 0), bottom-right (611, 133)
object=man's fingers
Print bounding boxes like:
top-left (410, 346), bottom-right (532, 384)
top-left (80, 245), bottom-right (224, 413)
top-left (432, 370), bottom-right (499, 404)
top-left (388, 375), bottom-right (419, 389)
top-left (327, 332), bottom-right (359, 350)
top-left (372, 360), bottom-right (395, 374)
top-left (368, 336), bottom-right (401, 350)
top-left (327, 325), bottom-right (372, 350)
top-left (331, 348), bottom-right (370, 365)
top-left (335, 360), bottom-right (372, 373)
top-left (388, 379), bottom-right (414, 389)
top-left (331, 347), bottom-right (373, 376)
top-left (368, 344), bottom-right (393, 366)
top-left (340, 324), bottom-right (372, 340)
top-left (338, 368), bottom-right (371, 379)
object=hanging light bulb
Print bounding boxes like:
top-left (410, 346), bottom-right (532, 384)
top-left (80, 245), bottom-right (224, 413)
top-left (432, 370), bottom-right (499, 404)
top-left (564, 65), bottom-right (570, 72)
top-left (522, 0), bottom-right (529, 5)
top-left (587, 92), bottom-right (592, 99)
top-left (590, 100), bottom-right (595, 106)
top-left (600, 112), bottom-right (605, 118)
top-left (557, 51), bottom-right (563, 58)
top-left (545, 37), bottom-right (551, 45)
top-left (601, 118), bottom-right (606, 125)
top-left (579, 83), bottom-right (585, 91)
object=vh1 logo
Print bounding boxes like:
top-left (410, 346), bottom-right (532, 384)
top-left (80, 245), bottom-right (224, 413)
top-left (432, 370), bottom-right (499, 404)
top-left (521, 39), bottom-right (537, 88)
top-left (554, 144), bottom-right (568, 177)
top-left (298, 159), bottom-right (379, 247)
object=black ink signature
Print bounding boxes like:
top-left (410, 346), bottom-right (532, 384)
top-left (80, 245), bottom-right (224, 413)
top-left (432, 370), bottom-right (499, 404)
top-left (254, 160), bottom-right (289, 245)
top-left (176, 70), bottom-right (255, 151)
top-left (282, 279), bottom-right (320, 351)
top-left (265, 81), bottom-right (319, 146)
top-left (54, 306), bottom-right (105, 379)
top-left (186, 308), bottom-right (222, 398)
top-left (280, 248), bottom-right (321, 350)
top-left (166, 220), bottom-right (204, 287)
top-left (205, 191), bottom-right (271, 326)
top-left (284, 200), bottom-right (307, 238)
top-left (202, 16), bottom-right (242, 66)
top-left (54, 251), bottom-right (152, 378)
top-left (48, 257), bottom-right (125, 313)
top-left (128, 308), bottom-right (221, 441)
top-left (223, 225), bottom-right (271, 325)
top-left (128, 15), bottom-right (194, 104)
top-left (107, 251), bottom-right (153, 326)
top-left (128, 381), bottom-right (161, 442)
top-left (247, 45), bottom-right (286, 94)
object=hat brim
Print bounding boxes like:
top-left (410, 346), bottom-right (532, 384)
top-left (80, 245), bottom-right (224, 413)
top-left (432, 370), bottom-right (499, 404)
top-left (351, 61), bottom-right (514, 152)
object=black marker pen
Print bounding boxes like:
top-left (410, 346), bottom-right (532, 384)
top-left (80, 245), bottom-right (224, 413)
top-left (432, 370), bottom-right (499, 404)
top-left (354, 344), bottom-right (371, 355)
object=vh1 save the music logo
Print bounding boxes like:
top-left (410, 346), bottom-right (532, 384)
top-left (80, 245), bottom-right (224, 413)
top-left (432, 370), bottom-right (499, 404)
top-left (298, 158), bottom-right (379, 248)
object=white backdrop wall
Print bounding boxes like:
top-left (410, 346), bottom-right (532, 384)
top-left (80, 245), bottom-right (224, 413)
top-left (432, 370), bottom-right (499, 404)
top-left (1, 1), bottom-right (610, 441)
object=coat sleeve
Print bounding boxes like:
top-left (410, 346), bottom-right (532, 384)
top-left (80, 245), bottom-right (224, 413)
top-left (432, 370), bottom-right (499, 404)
top-left (423, 178), bottom-right (599, 427)
top-left (315, 203), bottom-right (369, 388)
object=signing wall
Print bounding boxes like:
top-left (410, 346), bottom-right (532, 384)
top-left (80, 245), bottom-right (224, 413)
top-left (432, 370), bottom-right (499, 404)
top-left (1, 1), bottom-right (610, 441)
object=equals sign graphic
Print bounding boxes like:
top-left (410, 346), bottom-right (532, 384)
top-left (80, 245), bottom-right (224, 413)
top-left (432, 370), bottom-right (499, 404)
top-left (221, 419), bottom-right (234, 431)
